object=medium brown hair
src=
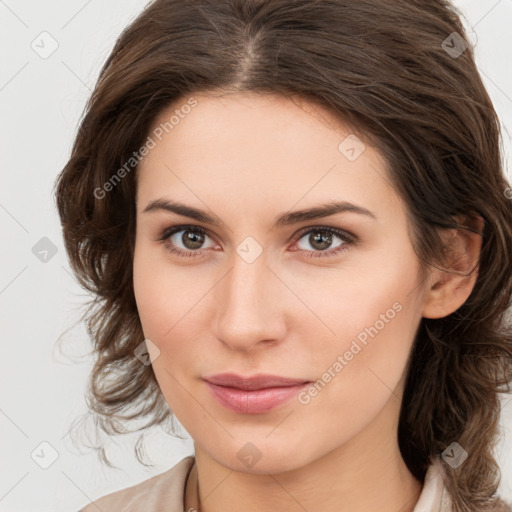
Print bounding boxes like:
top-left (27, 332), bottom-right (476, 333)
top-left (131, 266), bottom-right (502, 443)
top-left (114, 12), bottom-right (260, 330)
top-left (54, 1), bottom-right (512, 510)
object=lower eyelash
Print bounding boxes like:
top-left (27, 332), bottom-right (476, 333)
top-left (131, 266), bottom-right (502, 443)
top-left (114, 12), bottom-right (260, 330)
top-left (166, 245), bottom-right (203, 258)
top-left (157, 225), bottom-right (355, 259)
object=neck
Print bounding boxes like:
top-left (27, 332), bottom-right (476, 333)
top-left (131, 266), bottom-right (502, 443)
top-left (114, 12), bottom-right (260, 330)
top-left (185, 409), bottom-right (423, 512)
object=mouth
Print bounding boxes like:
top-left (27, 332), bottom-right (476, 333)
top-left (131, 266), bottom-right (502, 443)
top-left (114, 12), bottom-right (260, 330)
top-left (203, 373), bottom-right (311, 414)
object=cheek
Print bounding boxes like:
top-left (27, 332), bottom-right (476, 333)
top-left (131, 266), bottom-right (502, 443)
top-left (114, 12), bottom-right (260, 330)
top-left (294, 290), bottom-right (421, 455)
top-left (296, 253), bottom-right (423, 404)
top-left (132, 246), bottom-right (198, 412)
top-left (132, 241), bottom-right (212, 367)
top-left (133, 241), bottom-right (177, 345)
top-left (133, 238), bottom-right (183, 329)
top-left (293, 256), bottom-right (421, 354)
top-left (312, 298), bottom-right (422, 429)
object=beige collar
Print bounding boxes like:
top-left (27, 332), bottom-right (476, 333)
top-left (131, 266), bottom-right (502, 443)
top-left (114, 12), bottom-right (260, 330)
top-left (184, 455), bottom-right (451, 512)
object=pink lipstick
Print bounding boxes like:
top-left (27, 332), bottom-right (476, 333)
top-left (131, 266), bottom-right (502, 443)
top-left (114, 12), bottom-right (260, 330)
top-left (203, 373), bottom-right (310, 414)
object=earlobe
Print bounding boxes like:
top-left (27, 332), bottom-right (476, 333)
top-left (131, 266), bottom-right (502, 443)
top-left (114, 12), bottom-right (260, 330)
top-left (422, 213), bottom-right (484, 319)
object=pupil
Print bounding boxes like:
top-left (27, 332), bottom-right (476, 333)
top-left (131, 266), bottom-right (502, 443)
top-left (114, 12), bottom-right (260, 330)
top-left (183, 230), bottom-right (204, 249)
top-left (311, 231), bottom-right (332, 250)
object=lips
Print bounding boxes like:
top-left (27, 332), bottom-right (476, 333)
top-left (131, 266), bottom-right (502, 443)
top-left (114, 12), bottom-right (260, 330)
top-left (203, 373), bottom-right (310, 390)
top-left (202, 373), bottom-right (312, 414)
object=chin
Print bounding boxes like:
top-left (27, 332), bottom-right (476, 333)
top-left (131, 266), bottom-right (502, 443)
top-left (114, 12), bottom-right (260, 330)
top-left (204, 436), bottom-right (321, 475)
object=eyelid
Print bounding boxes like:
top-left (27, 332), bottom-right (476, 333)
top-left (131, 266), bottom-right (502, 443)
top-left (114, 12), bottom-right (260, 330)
top-left (156, 224), bottom-right (218, 245)
top-left (291, 225), bottom-right (357, 244)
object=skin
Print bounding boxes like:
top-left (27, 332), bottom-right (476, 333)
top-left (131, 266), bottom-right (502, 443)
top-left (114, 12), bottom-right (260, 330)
top-left (133, 91), bottom-right (482, 512)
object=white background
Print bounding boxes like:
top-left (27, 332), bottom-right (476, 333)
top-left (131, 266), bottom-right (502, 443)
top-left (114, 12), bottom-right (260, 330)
top-left (1, 1), bottom-right (511, 510)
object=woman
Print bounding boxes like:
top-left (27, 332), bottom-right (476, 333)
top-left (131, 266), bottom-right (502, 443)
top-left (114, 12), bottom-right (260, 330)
top-left (55, 1), bottom-right (512, 511)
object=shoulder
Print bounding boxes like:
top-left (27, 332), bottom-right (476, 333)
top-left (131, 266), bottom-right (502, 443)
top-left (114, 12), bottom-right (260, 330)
top-left (78, 455), bottom-right (195, 512)
top-left (413, 455), bottom-right (453, 512)
top-left (415, 456), bottom-right (512, 512)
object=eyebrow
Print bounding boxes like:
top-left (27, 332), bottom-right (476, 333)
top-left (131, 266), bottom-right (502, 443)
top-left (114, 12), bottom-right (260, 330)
top-left (142, 198), bottom-right (376, 229)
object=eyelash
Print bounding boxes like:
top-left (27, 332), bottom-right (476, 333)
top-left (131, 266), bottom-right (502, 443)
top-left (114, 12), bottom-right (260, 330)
top-left (156, 224), bottom-right (357, 260)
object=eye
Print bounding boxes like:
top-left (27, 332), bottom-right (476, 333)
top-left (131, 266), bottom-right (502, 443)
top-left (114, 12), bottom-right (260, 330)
top-left (291, 227), bottom-right (355, 258)
top-left (156, 225), bottom-right (356, 259)
top-left (157, 225), bottom-right (217, 258)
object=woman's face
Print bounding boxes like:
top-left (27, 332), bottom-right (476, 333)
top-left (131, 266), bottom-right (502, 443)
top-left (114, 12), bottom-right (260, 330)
top-left (133, 91), bottom-right (430, 473)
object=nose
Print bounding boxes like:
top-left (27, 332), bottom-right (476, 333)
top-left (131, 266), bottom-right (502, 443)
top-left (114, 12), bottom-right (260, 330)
top-left (212, 249), bottom-right (287, 352)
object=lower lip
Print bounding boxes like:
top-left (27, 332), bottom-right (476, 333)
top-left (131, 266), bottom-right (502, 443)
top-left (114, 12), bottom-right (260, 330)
top-left (205, 381), bottom-right (310, 414)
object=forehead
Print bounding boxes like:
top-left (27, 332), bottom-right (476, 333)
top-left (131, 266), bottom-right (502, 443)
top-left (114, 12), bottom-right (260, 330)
top-left (146, 91), bottom-right (360, 159)
top-left (136, 91), bottom-right (403, 222)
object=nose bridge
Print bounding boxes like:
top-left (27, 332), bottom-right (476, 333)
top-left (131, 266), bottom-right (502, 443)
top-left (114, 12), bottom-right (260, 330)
top-left (213, 246), bottom-right (285, 350)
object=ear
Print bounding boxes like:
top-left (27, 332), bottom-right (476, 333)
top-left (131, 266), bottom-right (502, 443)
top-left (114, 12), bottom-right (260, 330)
top-left (422, 213), bottom-right (484, 319)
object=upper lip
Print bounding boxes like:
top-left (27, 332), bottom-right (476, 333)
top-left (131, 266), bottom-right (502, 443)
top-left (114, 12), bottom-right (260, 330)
top-left (203, 373), bottom-right (310, 391)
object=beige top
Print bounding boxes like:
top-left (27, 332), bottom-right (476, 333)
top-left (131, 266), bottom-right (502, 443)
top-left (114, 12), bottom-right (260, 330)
top-left (79, 455), bottom-right (453, 512)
